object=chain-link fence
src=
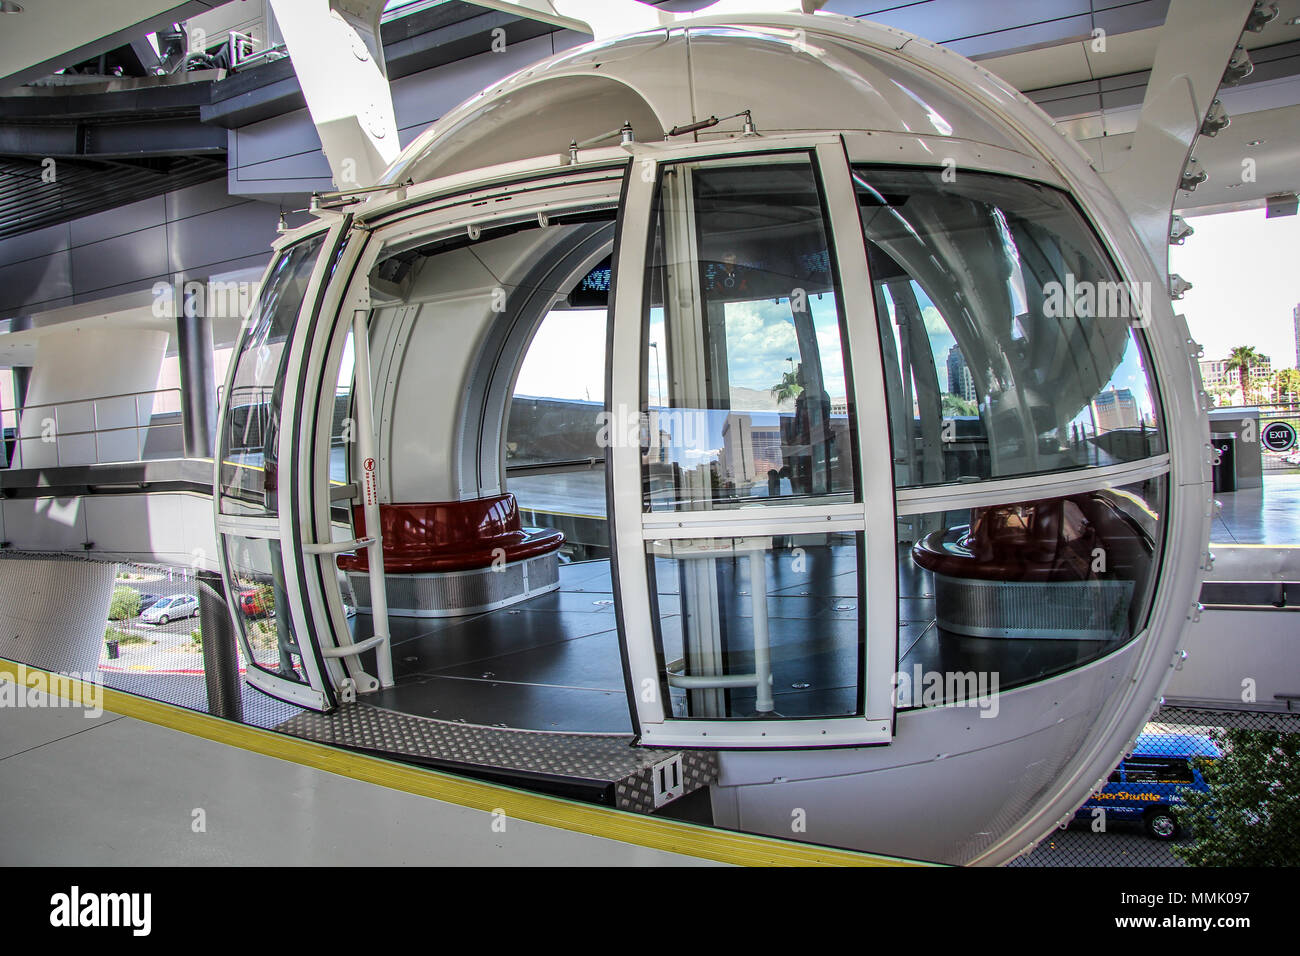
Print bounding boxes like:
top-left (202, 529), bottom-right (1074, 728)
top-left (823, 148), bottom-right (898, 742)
top-left (98, 559), bottom-right (209, 712)
top-left (99, 560), bottom-right (298, 726)
top-left (1255, 404), bottom-right (1300, 473)
top-left (1015, 706), bottom-right (1300, 866)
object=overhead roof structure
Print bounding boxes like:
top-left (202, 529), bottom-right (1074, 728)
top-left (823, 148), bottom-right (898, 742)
top-left (1, 0), bottom-right (1298, 242)
top-left (0, 0), bottom-right (224, 92)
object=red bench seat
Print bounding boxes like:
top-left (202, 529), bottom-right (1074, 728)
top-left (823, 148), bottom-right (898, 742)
top-left (911, 493), bottom-right (1146, 583)
top-left (337, 494), bottom-right (564, 574)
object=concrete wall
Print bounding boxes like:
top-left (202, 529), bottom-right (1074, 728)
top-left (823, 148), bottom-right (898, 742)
top-left (0, 491), bottom-right (219, 568)
top-left (0, 179), bottom-right (280, 319)
top-left (18, 328), bottom-right (170, 468)
top-left (1210, 412), bottom-right (1264, 490)
top-left (1164, 606), bottom-right (1300, 709)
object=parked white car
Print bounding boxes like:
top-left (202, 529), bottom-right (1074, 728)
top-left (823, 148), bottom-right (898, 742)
top-left (141, 595), bottom-right (199, 625)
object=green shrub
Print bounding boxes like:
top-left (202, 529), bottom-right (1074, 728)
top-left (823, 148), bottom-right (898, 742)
top-left (1172, 729), bottom-right (1300, 866)
top-left (190, 628), bottom-right (202, 649)
top-left (104, 626), bottom-right (147, 646)
top-left (108, 586), bottom-right (141, 621)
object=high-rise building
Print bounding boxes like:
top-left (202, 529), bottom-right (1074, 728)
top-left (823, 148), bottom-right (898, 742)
top-left (721, 413), bottom-right (756, 484)
top-left (946, 345), bottom-right (977, 403)
top-left (1293, 303), bottom-right (1299, 370)
top-left (1091, 387), bottom-right (1140, 432)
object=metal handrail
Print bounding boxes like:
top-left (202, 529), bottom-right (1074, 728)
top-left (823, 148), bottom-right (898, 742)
top-left (1, 387), bottom-right (183, 470)
top-left (505, 456), bottom-right (605, 477)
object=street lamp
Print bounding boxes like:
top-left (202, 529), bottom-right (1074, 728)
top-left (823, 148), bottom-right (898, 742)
top-left (649, 341), bottom-right (664, 407)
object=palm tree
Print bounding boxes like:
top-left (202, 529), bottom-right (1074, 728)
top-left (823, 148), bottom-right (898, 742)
top-left (770, 368), bottom-right (803, 404)
top-left (1225, 345), bottom-right (1265, 402)
top-left (942, 393), bottom-right (977, 416)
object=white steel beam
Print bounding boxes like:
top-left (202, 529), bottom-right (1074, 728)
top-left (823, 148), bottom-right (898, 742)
top-left (269, 0), bottom-right (399, 189)
top-left (1098, 0), bottom-right (1256, 272)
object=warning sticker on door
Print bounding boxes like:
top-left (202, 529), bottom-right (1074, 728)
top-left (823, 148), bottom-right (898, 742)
top-left (363, 457), bottom-right (378, 506)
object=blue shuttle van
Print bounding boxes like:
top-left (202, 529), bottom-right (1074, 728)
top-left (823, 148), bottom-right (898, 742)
top-left (1074, 733), bottom-right (1220, 840)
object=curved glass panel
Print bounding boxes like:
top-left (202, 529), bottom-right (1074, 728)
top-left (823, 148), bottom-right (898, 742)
top-left (895, 475), bottom-right (1166, 708)
top-left (647, 531), bottom-right (865, 719)
top-left (853, 167), bottom-right (1165, 488)
top-left (642, 156), bottom-right (859, 511)
top-left (218, 233), bottom-right (326, 515)
top-left (223, 534), bottom-right (308, 684)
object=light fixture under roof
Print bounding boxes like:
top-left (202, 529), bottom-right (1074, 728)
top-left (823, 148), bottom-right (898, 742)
top-left (1247, 139), bottom-right (1267, 146)
top-left (0, 2), bottom-right (24, 13)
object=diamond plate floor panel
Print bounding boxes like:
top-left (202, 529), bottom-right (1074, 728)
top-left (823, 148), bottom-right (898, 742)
top-left (275, 702), bottom-right (717, 813)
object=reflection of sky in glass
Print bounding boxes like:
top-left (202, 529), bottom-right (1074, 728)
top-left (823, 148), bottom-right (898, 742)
top-left (721, 294), bottom-right (847, 403)
top-left (647, 307), bottom-right (666, 408)
top-left (646, 289), bottom-right (852, 494)
top-left (992, 208), bottom-right (1029, 317)
top-left (882, 282), bottom-right (958, 392)
top-left (1064, 331), bottom-right (1158, 437)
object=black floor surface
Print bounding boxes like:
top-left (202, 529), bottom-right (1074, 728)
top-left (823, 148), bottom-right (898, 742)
top-left (354, 538), bottom-right (1137, 731)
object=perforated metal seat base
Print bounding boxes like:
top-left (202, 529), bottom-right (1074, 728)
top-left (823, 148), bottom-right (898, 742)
top-left (933, 573), bottom-right (1134, 640)
top-left (275, 702), bottom-right (718, 814)
top-left (347, 551), bottom-right (560, 618)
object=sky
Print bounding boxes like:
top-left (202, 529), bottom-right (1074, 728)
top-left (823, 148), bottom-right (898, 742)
top-left (1170, 207), bottom-right (1300, 369)
top-left (514, 309), bottom-right (607, 403)
top-left (513, 297), bottom-right (850, 407)
top-left (508, 205), bottom-right (1300, 405)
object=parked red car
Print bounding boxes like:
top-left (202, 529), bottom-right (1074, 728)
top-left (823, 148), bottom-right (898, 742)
top-left (239, 588), bottom-right (271, 617)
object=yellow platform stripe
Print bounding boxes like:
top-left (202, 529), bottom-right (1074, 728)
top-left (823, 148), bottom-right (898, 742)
top-left (0, 657), bottom-right (931, 867)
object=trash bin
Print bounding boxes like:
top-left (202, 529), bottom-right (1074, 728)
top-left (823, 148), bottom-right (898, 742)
top-left (1212, 435), bottom-right (1236, 493)
top-left (106, 639), bottom-right (120, 660)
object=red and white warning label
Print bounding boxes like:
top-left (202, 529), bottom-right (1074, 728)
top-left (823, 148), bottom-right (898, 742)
top-left (362, 456), bottom-right (378, 506)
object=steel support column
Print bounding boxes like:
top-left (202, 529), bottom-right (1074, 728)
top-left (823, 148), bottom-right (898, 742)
top-left (176, 308), bottom-right (217, 459)
top-left (198, 568), bottom-right (243, 722)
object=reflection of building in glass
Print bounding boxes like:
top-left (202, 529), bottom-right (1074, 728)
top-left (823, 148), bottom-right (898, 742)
top-left (946, 346), bottom-right (977, 402)
top-left (750, 425), bottom-right (783, 474)
top-left (638, 407), bottom-right (673, 466)
top-left (720, 416), bottom-right (792, 485)
top-left (1091, 387), bottom-right (1139, 432)
top-left (721, 413), bottom-right (755, 483)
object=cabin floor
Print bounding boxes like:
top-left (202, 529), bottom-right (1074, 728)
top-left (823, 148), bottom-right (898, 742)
top-left (349, 541), bottom-right (1117, 734)
top-left (353, 559), bottom-right (632, 733)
